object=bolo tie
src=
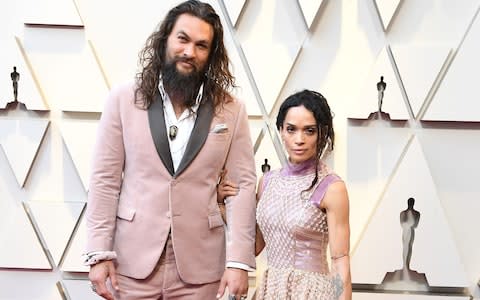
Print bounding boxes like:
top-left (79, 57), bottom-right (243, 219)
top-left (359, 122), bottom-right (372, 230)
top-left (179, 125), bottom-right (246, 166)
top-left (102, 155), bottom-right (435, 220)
top-left (169, 125), bottom-right (178, 140)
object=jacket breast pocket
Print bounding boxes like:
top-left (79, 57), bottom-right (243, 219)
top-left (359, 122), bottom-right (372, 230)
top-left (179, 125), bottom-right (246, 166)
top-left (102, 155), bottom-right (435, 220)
top-left (195, 133), bottom-right (230, 172)
top-left (208, 131), bottom-right (230, 143)
top-left (116, 205), bottom-right (136, 221)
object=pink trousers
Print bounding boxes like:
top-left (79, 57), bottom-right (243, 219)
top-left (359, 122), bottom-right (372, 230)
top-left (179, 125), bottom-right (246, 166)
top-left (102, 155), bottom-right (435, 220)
top-left (111, 235), bottom-right (220, 299)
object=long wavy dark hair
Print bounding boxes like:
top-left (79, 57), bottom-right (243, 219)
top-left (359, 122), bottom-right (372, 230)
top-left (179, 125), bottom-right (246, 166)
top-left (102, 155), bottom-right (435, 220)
top-left (276, 90), bottom-right (335, 193)
top-left (135, 0), bottom-right (234, 109)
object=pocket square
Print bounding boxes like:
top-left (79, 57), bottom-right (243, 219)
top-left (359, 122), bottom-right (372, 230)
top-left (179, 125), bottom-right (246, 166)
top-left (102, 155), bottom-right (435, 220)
top-left (212, 123), bottom-right (228, 133)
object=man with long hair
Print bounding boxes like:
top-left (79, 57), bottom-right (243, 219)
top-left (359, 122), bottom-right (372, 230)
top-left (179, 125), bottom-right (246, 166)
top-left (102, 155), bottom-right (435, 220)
top-left (84, 1), bottom-right (256, 299)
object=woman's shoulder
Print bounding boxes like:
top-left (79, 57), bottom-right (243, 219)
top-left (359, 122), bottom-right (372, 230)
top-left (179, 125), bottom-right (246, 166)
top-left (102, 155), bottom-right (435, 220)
top-left (310, 169), bottom-right (345, 208)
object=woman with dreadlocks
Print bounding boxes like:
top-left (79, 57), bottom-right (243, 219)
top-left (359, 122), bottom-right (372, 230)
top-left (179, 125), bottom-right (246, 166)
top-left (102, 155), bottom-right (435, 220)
top-left (218, 90), bottom-right (352, 299)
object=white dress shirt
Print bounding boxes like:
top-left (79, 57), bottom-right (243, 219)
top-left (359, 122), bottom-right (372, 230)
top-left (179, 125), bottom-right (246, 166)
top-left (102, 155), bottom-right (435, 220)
top-left (158, 80), bottom-right (202, 171)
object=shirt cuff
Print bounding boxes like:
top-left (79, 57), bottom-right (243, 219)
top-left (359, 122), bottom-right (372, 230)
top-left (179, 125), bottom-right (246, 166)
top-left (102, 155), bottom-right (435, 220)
top-left (82, 251), bottom-right (117, 266)
top-left (226, 261), bottom-right (255, 272)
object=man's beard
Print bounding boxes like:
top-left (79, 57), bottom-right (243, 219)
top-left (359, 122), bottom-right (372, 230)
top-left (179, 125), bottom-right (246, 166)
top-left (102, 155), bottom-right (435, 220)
top-left (161, 58), bottom-right (206, 108)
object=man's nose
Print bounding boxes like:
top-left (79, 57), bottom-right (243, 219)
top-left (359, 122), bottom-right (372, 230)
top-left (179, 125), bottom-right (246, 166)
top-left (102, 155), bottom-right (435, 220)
top-left (183, 44), bottom-right (195, 58)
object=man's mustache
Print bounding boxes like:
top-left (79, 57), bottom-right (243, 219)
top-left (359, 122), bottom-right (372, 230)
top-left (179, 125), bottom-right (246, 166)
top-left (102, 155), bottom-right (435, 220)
top-left (174, 57), bottom-right (197, 70)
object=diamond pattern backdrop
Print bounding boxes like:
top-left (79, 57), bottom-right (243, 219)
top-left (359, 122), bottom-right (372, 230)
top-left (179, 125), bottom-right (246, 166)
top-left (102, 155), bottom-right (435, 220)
top-left (1, 0), bottom-right (480, 299)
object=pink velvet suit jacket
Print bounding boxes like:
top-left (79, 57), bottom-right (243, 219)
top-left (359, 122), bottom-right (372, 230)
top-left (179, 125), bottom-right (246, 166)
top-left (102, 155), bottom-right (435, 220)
top-left (86, 82), bottom-right (257, 284)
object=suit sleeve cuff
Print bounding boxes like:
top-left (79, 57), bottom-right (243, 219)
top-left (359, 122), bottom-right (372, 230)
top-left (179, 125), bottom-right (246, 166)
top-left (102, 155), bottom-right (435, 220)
top-left (82, 251), bottom-right (117, 266)
top-left (226, 261), bottom-right (255, 272)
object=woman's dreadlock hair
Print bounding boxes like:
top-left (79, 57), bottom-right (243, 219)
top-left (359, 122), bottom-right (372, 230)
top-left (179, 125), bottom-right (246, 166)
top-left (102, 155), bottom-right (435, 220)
top-left (276, 89), bottom-right (335, 193)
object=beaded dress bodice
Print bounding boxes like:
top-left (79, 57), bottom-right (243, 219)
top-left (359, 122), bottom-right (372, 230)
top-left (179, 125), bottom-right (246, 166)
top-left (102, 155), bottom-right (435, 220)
top-left (257, 160), bottom-right (330, 273)
top-left (256, 159), bottom-right (342, 300)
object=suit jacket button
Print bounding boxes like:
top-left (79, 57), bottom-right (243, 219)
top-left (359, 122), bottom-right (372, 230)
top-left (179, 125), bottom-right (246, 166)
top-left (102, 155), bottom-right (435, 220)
top-left (166, 211), bottom-right (171, 218)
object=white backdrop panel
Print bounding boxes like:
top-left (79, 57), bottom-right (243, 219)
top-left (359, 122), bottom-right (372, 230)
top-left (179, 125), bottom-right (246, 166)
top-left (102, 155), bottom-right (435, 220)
top-left (352, 137), bottom-right (468, 287)
top-left (210, 1), bottom-right (262, 116)
top-left (0, 271), bottom-right (63, 300)
top-left (423, 9), bottom-right (480, 121)
top-left (60, 119), bottom-right (98, 191)
top-left (243, 42), bottom-right (302, 115)
top-left (223, 0), bottom-right (246, 27)
top-left (348, 47), bottom-right (409, 120)
top-left (374, 0), bottom-right (402, 31)
top-left (0, 119), bottom-right (49, 187)
top-left (23, 122), bottom-right (87, 203)
top-left (237, 0), bottom-right (306, 114)
top-left (390, 44), bottom-right (452, 119)
top-left (254, 128), bottom-right (282, 182)
top-left (61, 214), bottom-right (88, 272)
top-left (347, 122), bottom-right (411, 248)
top-left (27, 201), bottom-right (84, 267)
top-left (0, 203), bottom-right (50, 269)
top-left (22, 0), bottom-right (83, 26)
top-left (0, 0), bottom-right (479, 297)
top-left (418, 127), bottom-right (480, 295)
top-left (248, 119), bottom-right (264, 150)
top-left (298, 0), bottom-right (325, 29)
top-left (22, 27), bottom-right (108, 112)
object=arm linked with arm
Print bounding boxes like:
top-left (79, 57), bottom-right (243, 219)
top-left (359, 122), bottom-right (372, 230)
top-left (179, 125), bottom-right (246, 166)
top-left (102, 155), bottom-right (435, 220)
top-left (217, 171), bottom-right (265, 257)
top-left (223, 100), bottom-right (257, 269)
top-left (215, 100), bottom-right (256, 299)
top-left (255, 175), bottom-right (265, 256)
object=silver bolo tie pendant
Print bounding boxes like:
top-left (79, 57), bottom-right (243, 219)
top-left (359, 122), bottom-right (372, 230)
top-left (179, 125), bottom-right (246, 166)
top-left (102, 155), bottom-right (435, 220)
top-left (169, 125), bottom-right (178, 140)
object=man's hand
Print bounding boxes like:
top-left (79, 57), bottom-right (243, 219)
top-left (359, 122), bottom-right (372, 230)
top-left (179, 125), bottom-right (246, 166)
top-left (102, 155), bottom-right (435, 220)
top-left (216, 268), bottom-right (248, 299)
top-left (88, 260), bottom-right (118, 300)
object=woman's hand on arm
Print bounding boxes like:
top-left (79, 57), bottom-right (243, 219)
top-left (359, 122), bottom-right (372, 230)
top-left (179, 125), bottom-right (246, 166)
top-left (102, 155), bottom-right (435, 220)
top-left (255, 175), bottom-right (266, 256)
top-left (217, 169), bottom-right (239, 223)
top-left (217, 170), bottom-right (266, 256)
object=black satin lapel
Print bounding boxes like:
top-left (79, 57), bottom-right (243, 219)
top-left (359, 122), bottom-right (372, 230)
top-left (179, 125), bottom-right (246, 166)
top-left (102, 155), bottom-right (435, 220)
top-left (175, 99), bottom-right (214, 176)
top-left (148, 92), bottom-right (175, 176)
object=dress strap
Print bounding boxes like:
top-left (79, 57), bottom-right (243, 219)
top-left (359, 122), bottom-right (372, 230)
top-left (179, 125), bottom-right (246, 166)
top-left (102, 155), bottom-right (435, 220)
top-left (261, 170), bottom-right (273, 192)
top-left (310, 174), bottom-right (342, 208)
